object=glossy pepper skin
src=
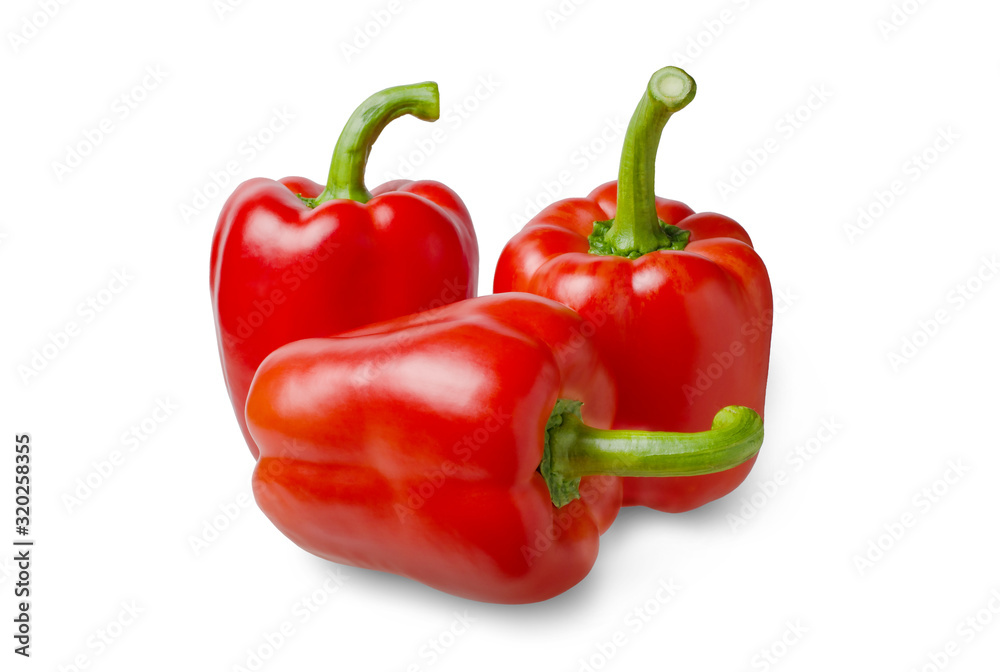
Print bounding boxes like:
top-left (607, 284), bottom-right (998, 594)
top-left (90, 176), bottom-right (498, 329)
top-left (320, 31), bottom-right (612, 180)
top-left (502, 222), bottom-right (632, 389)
top-left (246, 293), bottom-right (764, 602)
top-left (495, 67), bottom-right (772, 513)
top-left (211, 82), bottom-right (478, 458)
top-left (247, 294), bottom-right (621, 603)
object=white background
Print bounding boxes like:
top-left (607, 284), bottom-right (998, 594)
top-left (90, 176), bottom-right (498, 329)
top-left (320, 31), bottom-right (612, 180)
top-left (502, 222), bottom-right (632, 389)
top-left (2, 0), bottom-right (998, 669)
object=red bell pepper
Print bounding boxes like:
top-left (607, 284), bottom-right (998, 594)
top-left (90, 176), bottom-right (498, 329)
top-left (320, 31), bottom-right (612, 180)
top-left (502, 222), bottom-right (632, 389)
top-left (211, 82), bottom-right (478, 458)
top-left (494, 67), bottom-right (772, 513)
top-left (246, 294), bottom-right (763, 603)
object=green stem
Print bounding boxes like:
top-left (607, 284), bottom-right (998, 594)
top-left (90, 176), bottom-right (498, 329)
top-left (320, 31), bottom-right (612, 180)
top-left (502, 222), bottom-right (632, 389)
top-left (542, 403), bottom-right (762, 507)
top-left (589, 66), bottom-right (696, 258)
top-left (307, 82), bottom-right (440, 207)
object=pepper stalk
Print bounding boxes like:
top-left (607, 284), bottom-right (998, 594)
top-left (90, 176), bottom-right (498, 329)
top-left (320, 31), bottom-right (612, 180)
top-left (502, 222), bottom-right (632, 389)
top-left (588, 66), bottom-right (696, 259)
top-left (541, 401), bottom-right (763, 507)
top-left (300, 81), bottom-right (440, 207)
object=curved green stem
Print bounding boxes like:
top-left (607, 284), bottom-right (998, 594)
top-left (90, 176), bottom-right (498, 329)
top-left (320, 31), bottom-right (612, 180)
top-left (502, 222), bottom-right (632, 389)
top-left (307, 81), bottom-right (440, 207)
top-left (542, 403), bottom-right (762, 507)
top-left (589, 66), bottom-right (696, 258)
